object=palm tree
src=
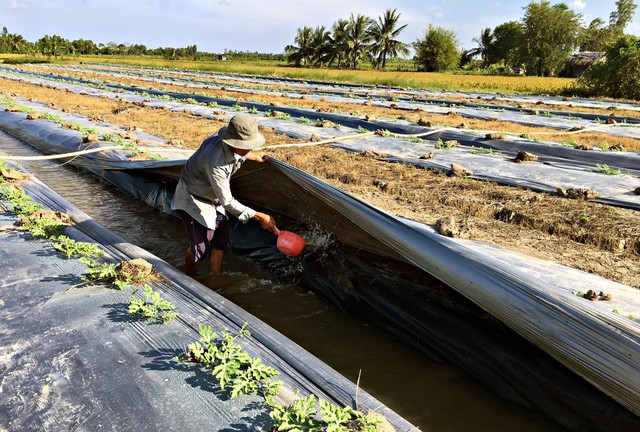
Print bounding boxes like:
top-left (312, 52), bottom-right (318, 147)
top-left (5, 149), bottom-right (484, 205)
top-left (346, 13), bottom-right (374, 69)
top-left (469, 27), bottom-right (494, 67)
top-left (7, 34), bottom-right (27, 53)
top-left (321, 19), bottom-right (350, 68)
top-left (368, 9), bottom-right (410, 70)
top-left (309, 26), bottom-right (332, 67)
top-left (286, 26), bottom-right (314, 67)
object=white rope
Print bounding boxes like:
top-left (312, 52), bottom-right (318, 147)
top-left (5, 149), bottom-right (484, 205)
top-left (0, 145), bottom-right (122, 161)
top-left (262, 127), bottom-right (458, 150)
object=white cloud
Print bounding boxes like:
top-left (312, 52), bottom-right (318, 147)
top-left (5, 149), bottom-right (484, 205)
top-left (434, 11), bottom-right (445, 19)
top-left (10, 0), bottom-right (34, 9)
top-left (572, 0), bottom-right (586, 10)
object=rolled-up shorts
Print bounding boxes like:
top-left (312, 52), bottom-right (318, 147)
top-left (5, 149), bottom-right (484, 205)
top-left (176, 209), bottom-right (230, 263)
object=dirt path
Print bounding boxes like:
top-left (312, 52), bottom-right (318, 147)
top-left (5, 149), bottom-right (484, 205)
top-left (1, 73), bottom-right (638, 288)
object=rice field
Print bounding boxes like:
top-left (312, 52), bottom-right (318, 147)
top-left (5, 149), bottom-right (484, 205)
top-left (2, 54), bottom-right (576, 95)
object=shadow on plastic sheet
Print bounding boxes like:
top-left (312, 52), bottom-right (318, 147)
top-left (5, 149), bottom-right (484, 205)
top-left (219, 402), bottom-right (271, 432)
top-left (40, 273), bottom-right (85, 287)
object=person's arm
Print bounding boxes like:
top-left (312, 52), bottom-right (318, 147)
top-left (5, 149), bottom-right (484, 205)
top-left (245, 150), bottom-right (268, 162)
top-left (209, 166), bottom-right (256, 222)
top-left (208, 166), bottom-right (278, 234)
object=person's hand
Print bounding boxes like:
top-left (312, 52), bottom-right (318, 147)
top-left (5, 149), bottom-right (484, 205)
top-left (253, 212), bottom-right (278, 234)
top-left (247, 150), bottom-right (268, 162)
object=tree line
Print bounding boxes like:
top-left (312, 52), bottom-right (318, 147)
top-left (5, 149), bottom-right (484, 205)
top-left (285, 1), bottom-right (637, 76)
top-left (0, 1), bottom-right (637, 98)
top-left (0, 28), bottom-right (199, 60)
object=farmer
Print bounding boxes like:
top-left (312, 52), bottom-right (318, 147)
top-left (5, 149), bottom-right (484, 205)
top-left (171, 114), bottom-right (277, 275)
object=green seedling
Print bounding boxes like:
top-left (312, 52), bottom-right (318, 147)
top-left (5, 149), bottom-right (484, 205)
top-left (268, 392), bottom-right (322, 432)
top-left (52, 235), bottom-right (103, 260)
top-left (295, 116), bottom-right (313, 124)
top-left (0, 186), bottom-right (43, 216)
top-left (80, 259), bottom-right (137, 290)
top-left (19, 214), bottom-right (65, 238)
top-left (321, 400), bottom-right (382, 432)
top-left (592, 163), bottom-right (620, 175)
top-left (404, 135), bottom-right (426, 143)
top-left (578, 213), bottom-right (589, 224)
top-left (320, 400), bottom-right (353, 431)
top-left (470, 146), bottom-right (501, 155)
top-left (128, 284), bottom-right (178, 322)
top-left (178, 323), bottom-right (281, 399)
top-left (564, 137), bottom-right (579, 147)
top-left (81, 259), bottom-right (118, 282)
top-left (435, 138), bottom-right (455, 150)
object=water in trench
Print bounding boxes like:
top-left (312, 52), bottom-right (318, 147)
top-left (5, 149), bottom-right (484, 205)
top-left (0, 131), bottom-right (566, 432)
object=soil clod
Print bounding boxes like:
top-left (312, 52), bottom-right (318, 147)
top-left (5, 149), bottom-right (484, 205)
top-left (435, 216), bottom-right (460, 237)
top-left (556, 188), bottom-right (600, 200)
top-left (451, 163), bottom-right (473, 177)
top-left (514, 151), bottom-right (538, 163)
top-left (117, 258), bottom-right (153, 285)
top-left (485, 132), bottom-right (505, 140)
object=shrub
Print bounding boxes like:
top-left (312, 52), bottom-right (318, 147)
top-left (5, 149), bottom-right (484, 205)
top-left (577, 35), bottom-right (640, 100)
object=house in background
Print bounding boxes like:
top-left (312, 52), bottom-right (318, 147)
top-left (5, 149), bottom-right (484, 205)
top-left (565, 51), bottom-right (606, 77)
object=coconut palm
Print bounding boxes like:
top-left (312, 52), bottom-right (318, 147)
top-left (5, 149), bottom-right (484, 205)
top-left (469, 27), bottom-right (494, 67)
top-left (368, 9), bottom-right (410, 70)
top-left (346, 13), bottom-right (374, 69)
top-left (320, 19), bottom-right (350, 68)
top-left (286, 26), bottom-right (314, 67)
top-left (6, 33), bottom-right (27, 53)
top-left (309, 26), bottom-right (332, 67)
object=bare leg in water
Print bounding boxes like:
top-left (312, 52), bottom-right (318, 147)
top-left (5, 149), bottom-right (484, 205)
top-left (184, 248), bottom-right (224, 275)
top-left (184, 248), bottom-right (195, 276)
top-left (209, 249), bottom-right (224, 274)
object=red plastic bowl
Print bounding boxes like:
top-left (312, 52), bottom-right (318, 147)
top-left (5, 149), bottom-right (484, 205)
top-left (276, 230), bottom-right (306, 257)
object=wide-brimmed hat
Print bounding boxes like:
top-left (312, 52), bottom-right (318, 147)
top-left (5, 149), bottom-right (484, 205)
top-left (218, 114), bottom-right (265, 150)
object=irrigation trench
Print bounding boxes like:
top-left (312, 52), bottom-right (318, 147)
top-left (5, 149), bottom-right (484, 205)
top-left (0, 165), bottom-right (418, 430)
top-left (1, 66), bottom-right (639, 431)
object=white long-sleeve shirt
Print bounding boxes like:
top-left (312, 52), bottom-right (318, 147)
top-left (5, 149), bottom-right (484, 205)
top-left (170, 134), bottom-right (256, 228)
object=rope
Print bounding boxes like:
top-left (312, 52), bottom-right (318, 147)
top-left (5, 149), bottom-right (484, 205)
top-left (0, 145), bottom-right (122, 161)
top-left (262, 120), bottom-right (639, 151)
top-left (262, 127), bottom-right (459, 150)
top-left (0, 144), bottom-right (194, 161)
top-left (0, 122), bottom-right (635, 160)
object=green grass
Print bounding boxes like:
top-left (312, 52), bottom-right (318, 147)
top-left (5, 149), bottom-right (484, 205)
top-left (42, 54), bottom-right (577, 95)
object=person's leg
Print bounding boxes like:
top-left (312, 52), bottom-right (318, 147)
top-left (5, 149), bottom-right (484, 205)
top-left (177, 210), bottom-right (214, 274)
top-left (184, 247), bottom-right (195, 275)
top-left (210, 214), bottom-right (230, 274)
top-left (209, 249), bottom-right (224, 274)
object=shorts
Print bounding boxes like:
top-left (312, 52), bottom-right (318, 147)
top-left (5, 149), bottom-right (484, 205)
top-left (176, 209), bottom-right (230, 263)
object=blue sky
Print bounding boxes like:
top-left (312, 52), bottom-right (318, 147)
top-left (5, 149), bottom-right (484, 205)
top-left (3, 0), bottom-right (639, 54)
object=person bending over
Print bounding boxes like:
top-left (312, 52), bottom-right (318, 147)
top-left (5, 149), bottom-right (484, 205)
top-left (171, 114), bottom-right (277, 275)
